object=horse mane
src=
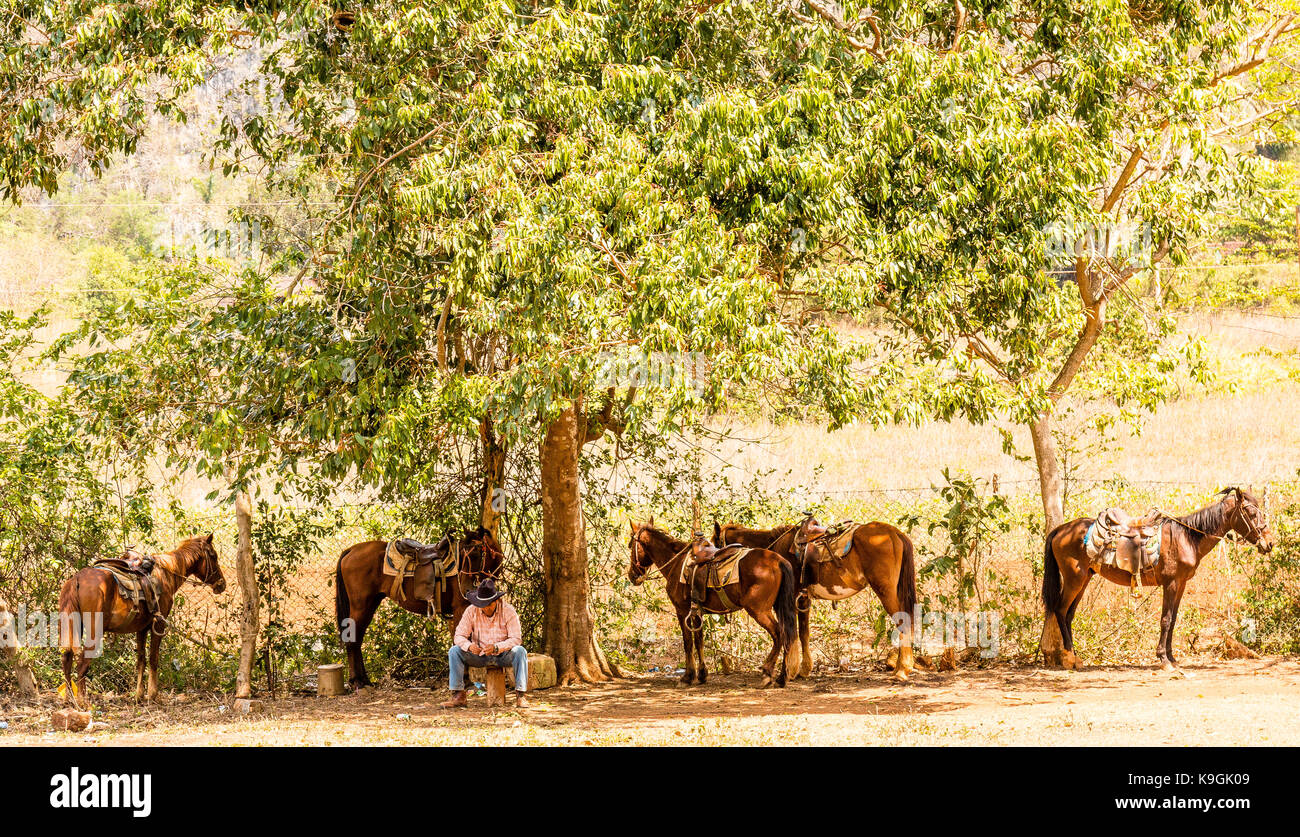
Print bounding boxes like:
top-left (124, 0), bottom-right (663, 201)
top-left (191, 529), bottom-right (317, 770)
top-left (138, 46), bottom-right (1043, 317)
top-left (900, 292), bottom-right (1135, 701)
top-left (163, 536), bottom-right (210, 575)
top-left (641, 525), bottom-right (688, 552)
top-left (726, 522), bottom-right (795, 540)
top-left (1172, 492), bottom-right (1231, 547)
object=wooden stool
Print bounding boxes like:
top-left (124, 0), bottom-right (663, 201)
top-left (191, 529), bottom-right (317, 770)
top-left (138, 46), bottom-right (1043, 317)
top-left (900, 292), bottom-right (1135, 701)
top-left (484, 666), bottom-right (508, 707)
top-left (317, 663), bottom-right (346, 697)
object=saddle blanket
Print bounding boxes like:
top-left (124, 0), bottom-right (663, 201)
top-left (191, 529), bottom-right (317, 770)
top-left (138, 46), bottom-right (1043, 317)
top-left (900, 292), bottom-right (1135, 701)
top-left (383, 540), bottom-right (418, 577)
top-left (806, 523), bottom-right (859, 563)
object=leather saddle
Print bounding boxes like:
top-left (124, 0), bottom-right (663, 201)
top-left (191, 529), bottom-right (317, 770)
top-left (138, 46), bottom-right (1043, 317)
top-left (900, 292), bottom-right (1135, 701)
top-left (384, 537), bottom-right (457, 607)
top-left (681, 541), bottom-right (748, 609)
top-left (93, 548), bottom-right (163, 619)
top-left (1086, 508), bottom-right (1162, 579)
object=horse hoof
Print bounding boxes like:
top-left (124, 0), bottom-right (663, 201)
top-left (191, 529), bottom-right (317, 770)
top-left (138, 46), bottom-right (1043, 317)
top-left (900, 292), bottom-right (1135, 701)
top-left (893, 669), bottom-right (909, 683)
top-left (760, 676), bottom-right (774, 689)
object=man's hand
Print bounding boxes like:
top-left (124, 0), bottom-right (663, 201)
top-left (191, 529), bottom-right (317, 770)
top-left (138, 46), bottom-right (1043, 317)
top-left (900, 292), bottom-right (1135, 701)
top-left (483, 644), bottom-right (499, 656)
top-left (468, 643), bottom-right (483, 655)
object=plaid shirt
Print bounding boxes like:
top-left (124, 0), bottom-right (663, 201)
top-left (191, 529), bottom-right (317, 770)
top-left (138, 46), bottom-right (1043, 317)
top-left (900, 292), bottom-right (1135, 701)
top-left (454, 600), bottom-right (522, 654)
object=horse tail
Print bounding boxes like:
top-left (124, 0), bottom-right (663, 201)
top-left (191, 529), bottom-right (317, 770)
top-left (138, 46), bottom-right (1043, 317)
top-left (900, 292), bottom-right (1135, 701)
top-left (775, 556), bottom-right (799, 683)
top-left (57, 574), bottom-right (81, 653)
top-left (57, 574), bottom-right (83, 703)
top-left (1042, 526), bottom-right (1062, 613)
top-left (334, 548), bottom-right (352, 634)
top-left (896, 532), bottom-right (917, 616)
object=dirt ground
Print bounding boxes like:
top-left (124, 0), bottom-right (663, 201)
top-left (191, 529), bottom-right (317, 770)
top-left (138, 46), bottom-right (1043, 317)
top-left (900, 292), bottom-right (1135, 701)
top-left (2, 656), bottom-right (1297, 746)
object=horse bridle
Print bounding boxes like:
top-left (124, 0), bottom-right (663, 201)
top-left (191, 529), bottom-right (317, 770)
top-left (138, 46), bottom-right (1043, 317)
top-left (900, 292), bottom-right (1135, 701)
top-left (454, 538), bottom-right (503, 598)
top-left (628, 526), bottom-right (654, 582)
top-left (1232, 493), bottom-right (1271, 546)
top-left (628, 525), bottom-right (688, 583)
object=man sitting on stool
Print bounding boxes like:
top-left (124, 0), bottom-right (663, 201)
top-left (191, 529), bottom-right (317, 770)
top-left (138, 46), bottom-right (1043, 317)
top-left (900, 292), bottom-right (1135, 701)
top-left (442, 578), bottom-right (528, 708)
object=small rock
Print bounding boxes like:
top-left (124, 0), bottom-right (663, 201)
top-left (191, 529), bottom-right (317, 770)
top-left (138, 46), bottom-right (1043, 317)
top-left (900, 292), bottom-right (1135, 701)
top-left (396, 713), bottom-right (411, 721)
top-left (51, 709), bottom-right (91, 732)
top-left (233, 699), bottom-right (263, 715)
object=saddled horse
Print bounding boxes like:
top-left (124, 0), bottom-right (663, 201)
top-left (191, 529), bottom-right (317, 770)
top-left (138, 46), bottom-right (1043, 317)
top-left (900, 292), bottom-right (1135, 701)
top-left (1044, 487), bottom-right (1274, 672)
top-left (334, 526), bottom-right (504, 690)
top-left (59, 535), bottom-right (227, 707)
top-left (627, 519), bottom-right (799, 687)
top-left (717, 515), bottom-right (918, 680)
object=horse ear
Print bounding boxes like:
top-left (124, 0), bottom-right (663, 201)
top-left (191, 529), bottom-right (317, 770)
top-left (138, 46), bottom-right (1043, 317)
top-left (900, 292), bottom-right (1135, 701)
top-left (648, 514), bottom-right (655, 527)
top-left (205, 533), bottom-right (214, 545)
top-left (713, 520), bottom-right (722, 542)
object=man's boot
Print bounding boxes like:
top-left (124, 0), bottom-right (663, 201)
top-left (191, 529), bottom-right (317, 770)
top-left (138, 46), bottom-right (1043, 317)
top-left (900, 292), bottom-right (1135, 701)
top-left (514, 690), bottom-right (529, 708)
top-left (440, 690), bottom-right (468, 709)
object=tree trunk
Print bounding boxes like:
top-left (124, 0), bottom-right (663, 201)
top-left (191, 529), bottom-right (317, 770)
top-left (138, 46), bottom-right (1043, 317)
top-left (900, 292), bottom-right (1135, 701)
top-left (1033, 261), bottom-right (1108, 662)
top-left (0, 594), bottom-right (38, 699)
top-left (1030, 413), bottom-right (1068, 659)
top-left (479, 417), bottom-right (507, 538)
top-left (234, 489), bottom-right (258, 699)
top-left (539, 405), bottom-right (617, 684)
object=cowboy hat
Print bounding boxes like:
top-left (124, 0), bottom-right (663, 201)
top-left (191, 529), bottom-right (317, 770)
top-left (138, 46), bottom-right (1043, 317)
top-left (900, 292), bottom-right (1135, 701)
top-left (464, 578), bottom-right (505, 608)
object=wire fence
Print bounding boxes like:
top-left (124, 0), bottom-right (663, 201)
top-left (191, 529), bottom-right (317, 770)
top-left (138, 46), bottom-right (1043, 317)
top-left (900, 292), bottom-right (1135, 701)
top-left (2, 477), bottom-right (1295, 698)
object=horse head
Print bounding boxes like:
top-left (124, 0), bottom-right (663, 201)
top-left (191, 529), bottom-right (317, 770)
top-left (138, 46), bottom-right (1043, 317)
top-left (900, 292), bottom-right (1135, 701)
top-left (1222, 487), bottom-right (1274, 554)
top-left (627, 517), bottom-right (656, 585)
top-left (188, 533), bottom-right (227, 593)
top-left (461, 528), bottom-right (504, 584)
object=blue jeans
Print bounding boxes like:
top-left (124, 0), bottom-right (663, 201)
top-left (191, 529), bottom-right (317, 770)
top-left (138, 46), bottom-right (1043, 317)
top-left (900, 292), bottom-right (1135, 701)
top-left (448, 644), bottom-right (528, 692)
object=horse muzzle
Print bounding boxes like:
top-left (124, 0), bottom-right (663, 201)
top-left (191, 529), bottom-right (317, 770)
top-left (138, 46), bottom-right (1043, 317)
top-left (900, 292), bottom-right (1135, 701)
top-left (212, 579), bottom-right (228, 594)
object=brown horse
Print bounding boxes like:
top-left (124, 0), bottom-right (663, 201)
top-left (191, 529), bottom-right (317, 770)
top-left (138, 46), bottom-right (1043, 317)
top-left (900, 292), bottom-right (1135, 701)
top-left (58, 535), bottom-right (226, 707)
top-left (627, 519), bottom-right (799, 687)
top-left (718, 515), bottom-right (918, 680)
top-left (334, 526), bottom-right (504, 690)
top-left (1043, 487), bottom-right (1275, 672)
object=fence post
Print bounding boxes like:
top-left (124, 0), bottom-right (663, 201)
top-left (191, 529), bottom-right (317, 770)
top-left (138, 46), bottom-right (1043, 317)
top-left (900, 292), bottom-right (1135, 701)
top-left (0, 593), bottom-right (38, 699)
top-left (234, 489), bottom-right (258, 699)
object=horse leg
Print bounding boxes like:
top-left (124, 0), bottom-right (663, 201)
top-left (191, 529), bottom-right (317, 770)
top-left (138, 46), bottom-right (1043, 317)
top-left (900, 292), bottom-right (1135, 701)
top-left (797, 601), bottom-right (812, 678)
top-left (75, 645), bottom-right (93, 710)
top-left (865, 577), bottom-right (913, 681)
top-left (1059, 572), bottom-right (1093, 670)
top-left (695, 621), bottom-right (708, 685)
top-left (676, 612), bottom-right (696, 685)
top-left (1157, 579), bottom-right (1187, 673)
top-left (746, 607), bottom-right (784, 688)
top-left (60, 648), bottom-right (75, 706)
top-left (146, 629), bottom-right (163, 702)
top-left (346, 595), bottom-right (381, 689)
top-left (134, 628), bottom-right (148, 702)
